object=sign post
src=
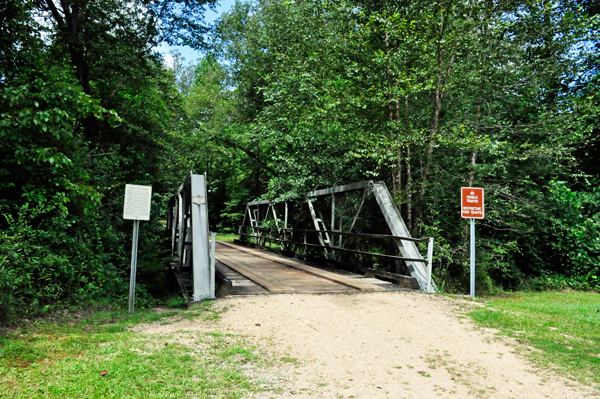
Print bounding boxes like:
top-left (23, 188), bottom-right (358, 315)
top-left (461, 187), bottom-right (484, 299)
top-left (123, 184), bottom-right (152, 313)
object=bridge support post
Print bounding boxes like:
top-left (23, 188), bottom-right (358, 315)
top-left (427, 237), bottom-right (434, 294)
top-left (191, 173), bottom-right (211, 301)
top-left (210, 232), bottom-right (217, 299)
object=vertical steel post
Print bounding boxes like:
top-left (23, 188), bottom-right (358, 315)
top-left (331, 194), bottom-right (336, 258)
top-left (331, 194), bottom-right (336, 231)
top-left (338, 199), bottom-right (344, 248)
top-left (191, 173), bottom-right (211, 301)
top-left (128, 220), bottom-right (140, 313)
top-left (210, 232), bottom-right (216, 299)
top-left (427, 237), bottom-right (434, 294)
top-left (470, 218), bottom-right (476, 299)
top-left (284, 202), bottom-right (288, 242)
top-left (177, 193), bottom-right (184, 260)
top-left (170, 198), bottom-right (179, 256)
top-left (303, 231), bottom-right (307, 254)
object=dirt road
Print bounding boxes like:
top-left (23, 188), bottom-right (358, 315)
top-left (141, 292), bottom-right (595, 398)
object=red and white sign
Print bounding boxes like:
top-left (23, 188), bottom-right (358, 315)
top-left (461, 187), bottom-right (484, 219)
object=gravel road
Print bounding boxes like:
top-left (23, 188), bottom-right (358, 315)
top-left (140, 292), bottom-right (595, 398)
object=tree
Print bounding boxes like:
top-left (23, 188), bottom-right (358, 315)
top-left (0, 0), bottom-right (217, 319)
top-left (209, 0), bottom-right (600, 291)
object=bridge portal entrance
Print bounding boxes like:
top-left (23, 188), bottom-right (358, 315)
top-left (167, 178), bottom-right (435, 302)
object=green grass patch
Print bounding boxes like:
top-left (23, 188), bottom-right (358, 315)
top-left (0, 303), bottom-right (274, 398)
top-left (469, 291), bottom-right (600, 384)
top-left (216, 233), bottom-right (237, 242)
top-left (216, 233), bottom-right (284, 251)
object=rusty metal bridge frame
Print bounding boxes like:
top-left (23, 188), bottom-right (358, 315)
top-left (238, 181), bottom-right (436, 293)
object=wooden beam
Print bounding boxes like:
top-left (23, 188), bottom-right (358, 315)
top-left (215, 253), bottom-right (298, 294)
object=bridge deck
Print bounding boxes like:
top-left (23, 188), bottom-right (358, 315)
top-left (215, 241), bottom-right (416, 296)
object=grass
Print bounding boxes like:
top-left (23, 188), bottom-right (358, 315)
top-left (468, 291), bottom-right (600, 385)
top-left (216, 233), bottom-right (237, 242)
top-left (215, 234), bottom-right (282, 249)
top-left (0, 303), bottom-right (274, 398)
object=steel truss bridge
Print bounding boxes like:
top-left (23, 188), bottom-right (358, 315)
top-left (168, 175), bottom-right (436, 303)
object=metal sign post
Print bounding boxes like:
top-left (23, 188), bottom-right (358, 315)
top-left (129, 220), bottom-right (140, 313)
top-left (123, 184), bottom-right (152, 313)
top-left (461, 187), bottom-right (484, 299)
top-left (470, 218), bottom-right (475, 299)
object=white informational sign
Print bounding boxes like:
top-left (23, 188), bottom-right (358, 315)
top-left (123, 184), bottom-right (152, 221)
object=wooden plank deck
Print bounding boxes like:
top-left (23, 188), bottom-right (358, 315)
top-left (215, 241), bottom-right (417, 296)
top-left (215, 261), bottom-right (268, 296)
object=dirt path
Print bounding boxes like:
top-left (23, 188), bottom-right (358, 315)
top-left (140, 292), bottom-right (595, 398)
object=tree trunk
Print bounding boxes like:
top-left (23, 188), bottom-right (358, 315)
top-left (46, 1), bottom-right (92, 94)
top-left (417, 0), bottom-right (468, 220)
top-left (469, 1), bottom-right (490, 186)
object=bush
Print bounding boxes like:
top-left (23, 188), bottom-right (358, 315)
top-left (0, 203), bottom-right (124, 322)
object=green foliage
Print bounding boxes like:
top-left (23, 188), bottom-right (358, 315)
top-left (205, 0), bottom-right (600, 292)
top-left (0, 0), bottom-right (213, 320)
top-left (0, 203), bottom-right (123, 322)
top-left (135, 217), bottom-right (173, 298)
top-left (536, 182), bottom-right (600, 289)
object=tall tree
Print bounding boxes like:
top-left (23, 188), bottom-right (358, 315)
top-left (0, 0), bottom-right (218, 318)
top-left (210, 0), bottom-right (600, 291)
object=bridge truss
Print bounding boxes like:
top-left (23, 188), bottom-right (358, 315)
top-left (237, 181), bottom-right (436, 293)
